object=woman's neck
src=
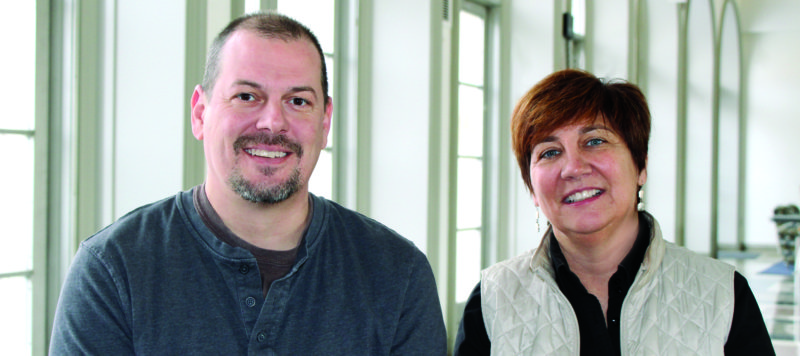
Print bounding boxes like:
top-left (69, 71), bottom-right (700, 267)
top-left (553, 211), bottom-right (640, 319)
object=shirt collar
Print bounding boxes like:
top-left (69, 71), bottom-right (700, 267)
top-left (193, 182), bottom-right (320, 255)
top-left (618, 212), bottom-right (651, 282)
top-left (549, 211), bottom-right (652, 283)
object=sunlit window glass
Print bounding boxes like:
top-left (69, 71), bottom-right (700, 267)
top-left (0, 1), bottom-right (36, 354)
top-left (244, 0), bottom-right (261, 14)
top-left (455, 8), bottom-right (486, 303)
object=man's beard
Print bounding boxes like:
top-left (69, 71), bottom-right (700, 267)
top-left (228, 133), bottom-right (304, 204)
top-left (229, 166), bottom-right (302, 204)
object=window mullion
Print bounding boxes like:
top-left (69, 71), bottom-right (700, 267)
top-left (0, 129), bottom-right (36, 137)
top-left (33, 0), bottom-right (52, 354)
top-left (0, 270), bottom-right (35, 280)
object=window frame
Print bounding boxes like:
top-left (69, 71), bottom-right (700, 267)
top-left (452, 1), bottom-right (488, 306)
top-left (444, 0), bottom-right (509, 348)
top-left (32, 1), bottom-right (52, 354)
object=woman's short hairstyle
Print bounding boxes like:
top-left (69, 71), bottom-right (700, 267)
top-left (510, 69), bottom-right (651, 194)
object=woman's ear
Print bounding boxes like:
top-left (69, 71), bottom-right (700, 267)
top-left (638, 157), bottom-right (648, 186)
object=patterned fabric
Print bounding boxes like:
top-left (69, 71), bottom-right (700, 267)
top-left (481, 216), bottom-right (735, 356)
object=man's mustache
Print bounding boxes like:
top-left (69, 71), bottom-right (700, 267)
top-left (233, 133), bottom-right (304, 158)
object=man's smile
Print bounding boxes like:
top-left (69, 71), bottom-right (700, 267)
top-left (244, 148), bottom-right (289, 158)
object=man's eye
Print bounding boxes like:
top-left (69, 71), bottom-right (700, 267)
top-left (236, 93), bottom-right (256, 101)
top-left (290, 97), bottom-right (309, 106)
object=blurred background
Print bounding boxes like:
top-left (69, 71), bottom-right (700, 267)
top-left (2, 0), bottom-right (799, 354)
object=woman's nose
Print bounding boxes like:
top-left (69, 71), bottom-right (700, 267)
top-left (560, 150), bottom-right (591, 179)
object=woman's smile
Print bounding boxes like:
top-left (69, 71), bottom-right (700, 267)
top-left (563, 188), bottom-right (603, 204)
top-left (530, 118), bottom-right (646, 239)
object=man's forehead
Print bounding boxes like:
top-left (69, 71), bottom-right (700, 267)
top-left (216, 31), bottom-right (323, 89)
top-left (224, 29), bottom-right (317, 58)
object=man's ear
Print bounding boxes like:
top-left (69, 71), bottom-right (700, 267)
top-left (321, 97), bottom-right (333, 147)
top-left (190, 85), bottom-right (206, 140)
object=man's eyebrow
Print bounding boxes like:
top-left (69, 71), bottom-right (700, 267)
top-left (231, 81), bottom-right (318, 98)
top-left (232, 79), bottom-right (262, 89)
top-left (287, 86), bottom-right (318, 98)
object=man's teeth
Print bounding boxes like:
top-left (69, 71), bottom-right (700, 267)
top-left (565, 189), bottom-right (601, 203)
top-left (245, 149), bottom-right (287, 158)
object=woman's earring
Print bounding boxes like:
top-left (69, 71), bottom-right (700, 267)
top-left (536, 207), bottom-right (540, 233)
top-left (637, 185), bottom-right (644, 210)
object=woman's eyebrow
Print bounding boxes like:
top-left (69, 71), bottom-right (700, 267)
top-left (580, 124), bottom-right (612, 135)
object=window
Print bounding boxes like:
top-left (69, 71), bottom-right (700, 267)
top-left (564, 0), bottom-right (586, 69)
top-left (454, 2), bottom-right (488, 304)
top-left (445, 3), bottom-right (507, 345)
top-left (0, 1), bottom-right (40, 354)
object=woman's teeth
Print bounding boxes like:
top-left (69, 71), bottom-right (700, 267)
top-left (565, 189), bottom-right (601, 203)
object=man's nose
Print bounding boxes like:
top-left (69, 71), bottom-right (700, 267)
top-left (256, 100), bottom-right (289, 133)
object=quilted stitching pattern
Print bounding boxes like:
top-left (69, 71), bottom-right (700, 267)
top-left (482, 220), bottom-right (734, 356)
top-left (483, 252), bottom-right (580, 355)
top-left (622, 243), bottom-right (734, 356)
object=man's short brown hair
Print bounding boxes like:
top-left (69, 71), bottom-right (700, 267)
top-left (202, 12), bottom-right (329, 105)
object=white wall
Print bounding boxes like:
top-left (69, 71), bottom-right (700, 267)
top-left (684, 0), bottom-right (715, 254)
top-left (641, 0), bottom-right (679, 244)
top-left (737, 0), bottom-right (800, 247)
top-left (114, 0), bottom-right (187, 218)
top-left (716, 1), bottom-right (742, 248)
top-left (587, 0), bottom-right (629, 79)
top-left (367, 0), bottom-right (433, 253)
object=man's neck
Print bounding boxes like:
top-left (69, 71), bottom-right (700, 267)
top-left (204, 181), bottom-right (311, 251)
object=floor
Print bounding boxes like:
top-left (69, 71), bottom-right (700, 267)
top-left (720, 247), bottom-right (798, 355)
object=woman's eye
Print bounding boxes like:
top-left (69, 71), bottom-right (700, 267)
top-left (540, 149), bottom-right (560, 159)
top-left (587, 138), bottom-right (605, 146)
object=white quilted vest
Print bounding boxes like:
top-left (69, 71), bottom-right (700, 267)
top-left (481, 217), bottom-right (735, 355)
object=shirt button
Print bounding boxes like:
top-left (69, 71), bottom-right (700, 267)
top-left (245, 296), bottom-right (257, 307)
top-left (257, 332), bottom-right (267, 342)
top-left (239, 264), bottom-right (250, 274)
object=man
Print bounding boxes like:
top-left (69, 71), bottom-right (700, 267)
top-left (50, 12), bottom-right (447, 355)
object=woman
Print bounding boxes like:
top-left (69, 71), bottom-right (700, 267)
top-left (454, 69), bottom-right (774, 355)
